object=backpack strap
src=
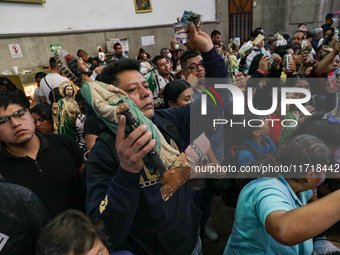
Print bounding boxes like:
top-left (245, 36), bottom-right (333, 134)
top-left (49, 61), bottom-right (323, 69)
top-left (44, 77), bottom-right (56, 103)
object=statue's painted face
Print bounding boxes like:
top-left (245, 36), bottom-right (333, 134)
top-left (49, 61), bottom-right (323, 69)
top-left (77, 57), bottom-right (90, 72)
top-left (65, 85), bottom-right (74, 97)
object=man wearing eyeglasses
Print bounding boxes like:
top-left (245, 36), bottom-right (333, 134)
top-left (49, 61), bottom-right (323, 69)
top-left (180, 50), bottom-right (206, 83)
top-left (0, 91), bottom-right (85, 217)
top-left (180, 48), bottom-right (227, 242)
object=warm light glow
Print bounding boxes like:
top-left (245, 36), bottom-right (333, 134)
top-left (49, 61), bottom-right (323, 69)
top-left (24, 83), bottom-right (38, 99)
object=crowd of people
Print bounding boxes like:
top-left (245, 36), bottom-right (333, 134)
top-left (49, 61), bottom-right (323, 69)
top-left (1, 11), bottom-right (340, 255)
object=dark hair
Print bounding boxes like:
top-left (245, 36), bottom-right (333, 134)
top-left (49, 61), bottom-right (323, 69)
top-left (250, 30), bottom-right (263, 41)
top-left (255, 27), bottom-right (264, 31)
top-left (176, 48), bottom-right (184, 55)
top-left (280, 135), bottom-right (330, 171)
top-left (180, 50), bottom-right (200, 68)
top-left (325, 13), bottom-right (334, 20)
top-left (286, 74), bottom-right (309, 87)
top-left (138, 48), bottom-right (151, 60)
top-left (173, 72), bottom-right (183, 80)
top-left (306, 31), bottom-right (313, 39)
top-left (241, 112), bottom-right (264, 140)
top-left (248, 53), bottom-right (264, 76)
top-left (160, 48), bottom-right (168, 56)
top-left (325, 28), bottom-right (336, 35)
top-left (0, 77), bottom-right (17, 90)
top-left (29, 103), bottom-right (52, 123)
top-left (152, 55), bottom-right (166, 66)
top-left (274, 45), bottom-right (293, 58)
top-left (36, 210), bottom-right (109, 255)
top-left (293, 30), bottom-right (306, 37)
top-left (324, 32), bottom-right (336, 46)
top-left (100, 59), bottom-right (140, 86)
top-left (35, 72), bottom-right (47, 80)
top-left (254, 134), bottom-right (330, 178)
top-left (211, 30), bottom-right (221, 38)
top-left (49, 57), bottom-right (58, 70)
top-left (289, 114), bottom-right (340, 148)
top-left (282, 34), bottom-right (290, 40)
top-left (77, 49), bottom-right (87, 57)
top-left (297, 23), bottom-right (307, 28)
top-left (163, 80), bottom-right (190, 108)
top-left (213, 41), bottom-right (221, 47)
top-left (0, 90), bottom-right (27, 110)
top-left (113, 43), bottom-right (121, 50)
top-left (137, 51), bottom-right (145, 61)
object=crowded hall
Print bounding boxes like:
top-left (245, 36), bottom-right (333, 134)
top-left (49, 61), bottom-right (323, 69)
top-left (2, 0), bottom-right (340, 254)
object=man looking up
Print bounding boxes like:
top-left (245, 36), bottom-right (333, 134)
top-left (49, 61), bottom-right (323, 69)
top-left (297, 23), bottom-right (308, 31)
top-left (180, 49), bottom-right (226, 163)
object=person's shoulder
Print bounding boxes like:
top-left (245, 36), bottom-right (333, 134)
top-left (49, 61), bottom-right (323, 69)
top-left (95, 131), bottom-right (116, 147)
top-left (42, 133), bottom-right (78, 148)
top-left (43, 133), bottom-right (72, 141)
top-left (252, 177), bottom-right (285, 194)
top-left (0, 182), bottom-right (33, 200)
top-left (58, 75), bottom-right (70, 82)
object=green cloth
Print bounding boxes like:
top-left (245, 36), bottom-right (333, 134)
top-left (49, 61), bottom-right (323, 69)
top-left (144, 71), bottom-right (158, 93)
top-left (279, 111), bottom-right (297, 145)
top-left (80, 80), bottom-right (162, 170)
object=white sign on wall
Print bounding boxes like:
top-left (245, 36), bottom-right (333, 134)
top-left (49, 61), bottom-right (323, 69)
top-left (8, 44), bottom-right (23, 58)
top-left (120, 39), bottom-right (129, 52)
top-left (141, 36), bottom-right (155, 46)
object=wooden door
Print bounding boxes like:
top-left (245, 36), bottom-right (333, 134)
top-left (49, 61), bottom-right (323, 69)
top-left (229, 0), bottom-right (253, 43)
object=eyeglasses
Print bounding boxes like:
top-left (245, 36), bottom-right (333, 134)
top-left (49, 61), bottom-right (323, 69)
top-left (0, 108), bottom-right (28, 127)
top-left (184, 63), bottom-right (204, 72)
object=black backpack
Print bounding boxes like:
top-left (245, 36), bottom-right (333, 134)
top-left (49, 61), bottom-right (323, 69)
top-left (43, 77), bottom-right (63, 103)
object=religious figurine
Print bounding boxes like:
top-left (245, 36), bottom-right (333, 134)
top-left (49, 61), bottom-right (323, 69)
top-left (97, 46), bottom-right (107, 66)
top-left (52, 80), bottom-right (85, 151)
top-left (55, 49), bottom-right (190, 200)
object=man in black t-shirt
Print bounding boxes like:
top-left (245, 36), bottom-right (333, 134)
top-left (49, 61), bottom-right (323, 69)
top-left (0, 91), bottom-right (85, 216)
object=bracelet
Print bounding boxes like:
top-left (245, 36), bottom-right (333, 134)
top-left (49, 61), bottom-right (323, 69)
top-left (257, 69), bottom-right (265, 75)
